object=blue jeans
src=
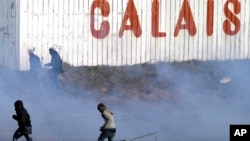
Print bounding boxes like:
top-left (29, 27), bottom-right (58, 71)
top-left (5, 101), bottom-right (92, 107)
top-left (98, 128), bottom-right (116, 141)
top-left (13, 126), bottom-right (32, 141)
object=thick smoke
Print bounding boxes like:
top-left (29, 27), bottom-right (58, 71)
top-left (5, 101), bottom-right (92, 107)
top-left (0, 61), bottom-right (250, 141)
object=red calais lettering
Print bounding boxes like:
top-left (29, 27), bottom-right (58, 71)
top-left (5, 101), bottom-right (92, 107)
top-left (174, 0), bottom-right (197, 37)
top-left (207, 0), bottom-right (214, 36)
top-left (223, 0), bottom-right (241, 35)
top-left (90, 0), bottom-right (241, 39)
top-left (90, 0), bottom-right (110, 39)
top-left (152, 0), bottom-right (166, 37)
top-left (118, 0), bottom-right (142, 38)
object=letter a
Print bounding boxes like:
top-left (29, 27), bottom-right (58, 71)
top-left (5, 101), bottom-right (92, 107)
top-left (234, 129), bottom-right (241, 136)
top-left (119, 0), bottom-right (142, 38)
top-left (174, 0), bottom-right (197, 37)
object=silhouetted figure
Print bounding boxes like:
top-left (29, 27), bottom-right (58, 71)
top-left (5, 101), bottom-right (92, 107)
top-left (12, 100), bottom-right (32, 141)
top-left (28, 49), bottom-right (41, 86)
top-left (44, 48), bottom-right (63, 88)
top-left (97, 103), bottom-right (116, 141)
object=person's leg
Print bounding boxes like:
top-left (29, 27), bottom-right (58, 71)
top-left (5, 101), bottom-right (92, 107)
top-left (107, 130), bottom-right (116, 141)
top-left (13, 128), bottom-right (23, 141)
top-left (24, 134), bottom-right (32, 141)
top-left (23, 126), bottom-right (33, 141)
top-left (46, 70), bottom-right (56, 89)
top-left (98, 131), bottom-right (108, 141)
top-left (34, 71), bottom-right (40, 87)
top-left (48, 70), bottom-right (60, 89)
top-left (29, 71), bottom-right (40, 89)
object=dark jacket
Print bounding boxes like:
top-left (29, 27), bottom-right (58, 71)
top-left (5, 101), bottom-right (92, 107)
top-left (13, 100), bottom-right (32, 128)
top-left (29, 53), bottom-right (41, 71)
top-left (45, 48), bottom-right (63, 73)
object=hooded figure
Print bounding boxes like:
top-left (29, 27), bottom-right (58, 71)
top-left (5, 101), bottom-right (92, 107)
top-left (12, 100), bottom-right (32, 141)
top-left (28, 49), bottom-right (41, 86)
top-left (28, 49), bottom-right (41, 72)
top-left (45, 48), bottom-right (63, 74)
top-left (44, 48), bottom-right (63, 87)
top-left (97, 103), bottom-right (116, 141)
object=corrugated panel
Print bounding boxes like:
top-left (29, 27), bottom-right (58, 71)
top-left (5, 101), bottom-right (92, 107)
top-left (14, 0), bottom-right (250, 70)
top-left (0, 0), bottom-right (19, 69)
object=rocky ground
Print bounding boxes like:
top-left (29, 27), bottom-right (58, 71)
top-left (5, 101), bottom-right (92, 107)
top-left (1, 59), bottom-right (249, 103)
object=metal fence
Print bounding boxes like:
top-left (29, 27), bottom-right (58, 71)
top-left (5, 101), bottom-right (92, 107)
top-left (0, 0), bottom-right (250, 70)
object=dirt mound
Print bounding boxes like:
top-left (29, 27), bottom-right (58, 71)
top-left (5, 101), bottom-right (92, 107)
top-left (1, 60), bottom-right (250, 103)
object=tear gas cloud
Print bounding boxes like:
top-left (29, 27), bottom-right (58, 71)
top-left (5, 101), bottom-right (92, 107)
top-left (0, 61), bottom-right (250, 141)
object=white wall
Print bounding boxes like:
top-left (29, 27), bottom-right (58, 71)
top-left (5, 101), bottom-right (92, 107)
top-left (2, 0), bottom-right (250, 70)
top-left (0, 0), bottom-right (20, 70)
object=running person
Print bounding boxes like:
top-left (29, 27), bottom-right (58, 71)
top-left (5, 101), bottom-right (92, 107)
top-left (97, 103), bottom-right (116, 141)
top-left (12, 100), bottom-right (32, 141)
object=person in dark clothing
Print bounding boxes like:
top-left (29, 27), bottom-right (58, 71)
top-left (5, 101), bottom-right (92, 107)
top-left (44, 48), bottom-right (63, 88)
top-left (28, 49), bottom-right (41, 72)
top-left (44, 48), bottom-right (63, 74)
top-left (12, 100), bottom-right (32, 141)
top-left (28, 49), bottom-right (41, 86)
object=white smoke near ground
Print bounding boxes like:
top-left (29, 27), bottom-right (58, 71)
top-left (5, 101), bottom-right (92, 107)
top-left (0, 61), bottom-right (250, 141)
top-left (0, 91), bottom-right (97, 141)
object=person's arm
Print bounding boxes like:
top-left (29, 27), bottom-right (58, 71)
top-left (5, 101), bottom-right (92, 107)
top-left (44, 63), bottom-right (52, 66)
top-left (12, 115), bottom-right (18, 121)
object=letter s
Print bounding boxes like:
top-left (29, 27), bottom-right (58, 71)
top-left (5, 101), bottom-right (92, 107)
top-left (223, 0), bottom-right (241, 35)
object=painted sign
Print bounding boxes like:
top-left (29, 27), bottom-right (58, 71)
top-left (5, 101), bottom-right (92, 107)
top-left (0, 0), bottom-right (249, 70)
top-left (90, 0), bottom-right (240, 39)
